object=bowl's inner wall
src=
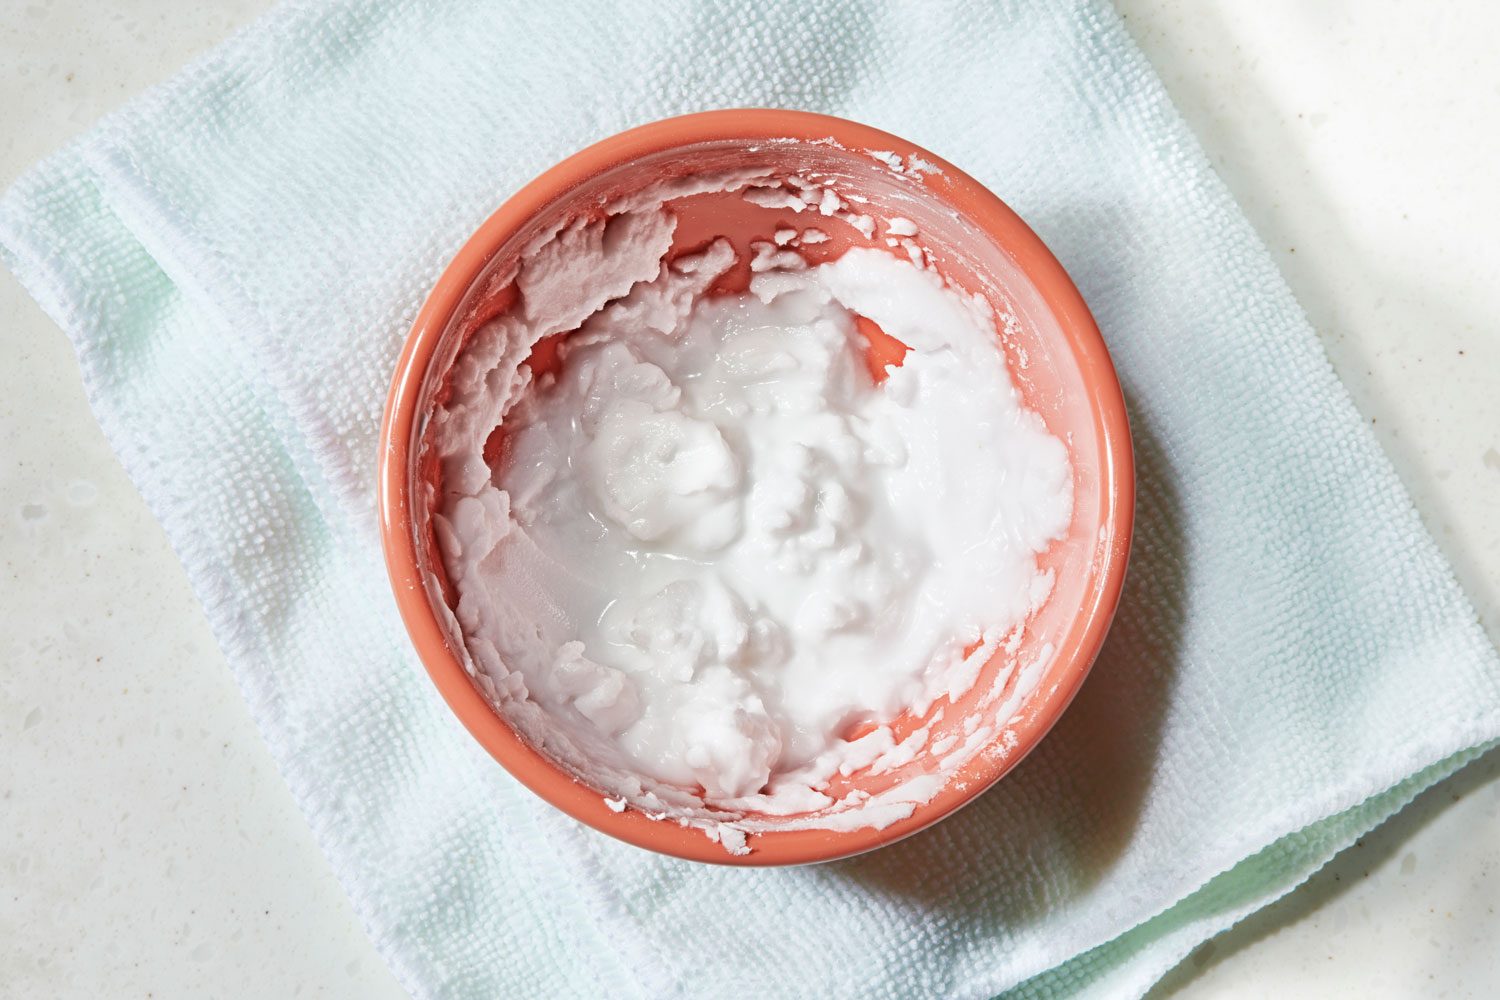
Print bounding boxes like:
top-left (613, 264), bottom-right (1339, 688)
top-left (409, 139), bottom-right (1107, 815)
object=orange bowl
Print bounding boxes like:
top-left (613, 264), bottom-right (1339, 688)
top-left (378, 109), bottom-right (1134, 865)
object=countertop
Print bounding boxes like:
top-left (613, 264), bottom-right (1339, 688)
top-left (2, 1), bottom-right (1496, 996)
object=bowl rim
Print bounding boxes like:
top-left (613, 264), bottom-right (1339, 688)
top-left (378, 108), bottom-right (1135, 866)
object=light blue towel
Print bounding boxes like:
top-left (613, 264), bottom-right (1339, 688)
top-left (3, 1), bottom-right (1497, 996)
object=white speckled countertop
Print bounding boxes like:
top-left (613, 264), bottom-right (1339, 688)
top-left (2, 2), bottom-right (1496, 996)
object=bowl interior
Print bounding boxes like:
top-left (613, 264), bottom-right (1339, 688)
top-left (390, 122), bottom-right (1130, 864)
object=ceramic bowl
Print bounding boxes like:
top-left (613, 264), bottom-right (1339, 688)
top-left (378, 109), bottom-right (1134, 865)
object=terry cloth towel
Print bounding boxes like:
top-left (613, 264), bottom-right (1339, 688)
top-left (3, 1), bottom-right (1498, 997)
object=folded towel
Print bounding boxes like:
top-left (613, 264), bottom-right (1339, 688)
top-left (4, 1), bottom-right (1496, 996)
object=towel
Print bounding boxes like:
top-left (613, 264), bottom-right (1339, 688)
top-left (4, 1), bottom-right (1497, 996)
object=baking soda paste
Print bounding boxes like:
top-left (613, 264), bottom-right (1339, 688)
top-left (428, 171), bottom-right (1073, 853)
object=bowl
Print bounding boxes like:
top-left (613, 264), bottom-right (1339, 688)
top-left (378, 109), bottom-right (1134, 865)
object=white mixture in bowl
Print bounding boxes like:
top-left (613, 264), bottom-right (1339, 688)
top-left (428, 170), bottom-right (1072, 853)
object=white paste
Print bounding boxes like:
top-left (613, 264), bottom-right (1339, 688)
top-left (428, 172), bottom-right (1071, 852)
